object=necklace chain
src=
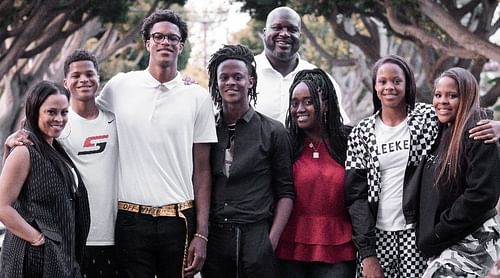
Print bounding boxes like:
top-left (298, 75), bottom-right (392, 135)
top-left (308, 140), bottom-right (321, 159)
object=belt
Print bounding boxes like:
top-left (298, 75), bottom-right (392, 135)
top-left (117, 200), bottom-right (193, 217)
top-left (118, 200), bottom-right (193, 278)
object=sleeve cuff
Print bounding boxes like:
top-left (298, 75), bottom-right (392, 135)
top-left (358, 246), bottom-right (377, 260)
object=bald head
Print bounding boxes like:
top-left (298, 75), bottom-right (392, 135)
top-left (263, 6), bottom-right (302, 67)
top-left (266, 7), bottom-right (301, 30)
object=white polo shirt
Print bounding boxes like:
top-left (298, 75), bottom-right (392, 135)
top-left (254, 52), bottom-right (350, 124)
top-left (97, 70), bottom-right (217, 206)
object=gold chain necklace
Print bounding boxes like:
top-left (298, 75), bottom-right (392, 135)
top-left (308, 141), bottom-right (321, 159)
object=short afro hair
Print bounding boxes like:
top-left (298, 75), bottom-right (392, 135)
top-left (141, 10), bottom-right (188, 43)
top-left (63, 49), bottom-right (98, 77)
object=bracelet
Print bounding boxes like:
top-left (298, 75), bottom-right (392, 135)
top-left (194, 233), bottom-right (208, 242)
top-left (31, 233), bottom-right (45, 246)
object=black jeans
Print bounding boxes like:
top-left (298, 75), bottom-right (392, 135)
top-left (202, 220), bottom-right (276, 278)
top-left (81, 245), bottom-right (118, 278)
top-left (115, 208), bottom-right (195, 278)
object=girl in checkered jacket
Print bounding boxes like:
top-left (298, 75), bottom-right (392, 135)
top-left (344, 55), bottom-right (500, 278)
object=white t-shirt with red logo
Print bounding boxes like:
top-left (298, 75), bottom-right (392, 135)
top-left (58, 107), bottom-right (118, 246)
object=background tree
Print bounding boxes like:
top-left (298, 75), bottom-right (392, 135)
top-left (0, 0), bottom-right (187, 162)
top-left (235, 0), bottom-right (500, 122)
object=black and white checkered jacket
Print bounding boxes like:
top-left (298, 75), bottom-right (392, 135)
top-left (344, 102), bottom-right (438, 259)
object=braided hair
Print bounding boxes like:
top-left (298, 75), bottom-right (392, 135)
top-left (285, 68), bottom-right (349, 164)
top-left (207, 44), bottom-right (257, 109)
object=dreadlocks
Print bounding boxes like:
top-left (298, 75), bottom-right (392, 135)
top-left (285, 68), bottom-right (349, 164)
top-left (207, 44), bottom-right (258, 109)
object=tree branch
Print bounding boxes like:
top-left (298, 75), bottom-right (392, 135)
top-left (455, 0), bottom-right (481, 18)
top-left (481, 80), bottom-right (500, 107)
top-left (418, 0), bottom-right (500, 62)
top-left (327, 13), bottom-right (380, 62)
top-left (300, 20), bottom-right (356, 67)
top-left (489, 18), bottom-right (500, 37)
top-left (96, 0), bottom-right (161, 62)
top-left (21, 15), bottom-right (94, 58)
top-left (384, 0), bottom-right (480, 60)
top-left (0, 2), bottom-right (54, 78)
top-left (0, 0), bottom-right (38, 40)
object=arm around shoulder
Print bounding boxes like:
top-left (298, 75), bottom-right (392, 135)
top-left (469, 119), bottom-right (500, 144)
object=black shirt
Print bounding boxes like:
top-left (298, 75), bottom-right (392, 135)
top-left (210, 107), bottom-right (294, 224)
top-left (417, 114), bottom-right (500, 258)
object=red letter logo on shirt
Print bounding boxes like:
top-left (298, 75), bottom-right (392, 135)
top-left (78, 134), bottom-right (109, 155)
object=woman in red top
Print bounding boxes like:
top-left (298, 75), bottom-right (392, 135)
top-left (276, 68), bottom-right (355, 277)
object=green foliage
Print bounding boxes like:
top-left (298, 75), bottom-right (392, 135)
top-left (89, 0), bottom-right (187, 23)
top-left (237, 0), bottom-right (382, 19)
top-left (88, 0), bottom-right (134, 23)
top-left (0, 1), bottom-right (25, 31)
top-left (178, 39), bottom-right (191, 70)
top-left (300, 15), bottom-right (350, 69)
top-left (230, 19), bottom-right (264, 54)
top-left (236, 0), bottom-right (288, 21)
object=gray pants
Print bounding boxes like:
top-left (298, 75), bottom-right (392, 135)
top-left (423, 218), bottom-right (500, 278)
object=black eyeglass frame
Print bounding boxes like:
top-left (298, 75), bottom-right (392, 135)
top-left (150, 32), bottom-right (182, 45)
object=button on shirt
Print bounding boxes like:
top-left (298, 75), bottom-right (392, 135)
top-left (97, 70), bottom-right (217, 206)
top-left (210, 107), bottom-right (295, 224)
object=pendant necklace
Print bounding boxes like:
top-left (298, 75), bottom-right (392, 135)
top-left (308, 141), bottom-right (321, 159)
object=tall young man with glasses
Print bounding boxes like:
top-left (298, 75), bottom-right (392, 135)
top-left (97, 10), bottom-right (217, 278)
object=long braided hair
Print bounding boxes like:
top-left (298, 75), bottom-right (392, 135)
top-left (285, 68), bottom-right (349, 164)
top-left (207, 44), bottom-right (258, 109)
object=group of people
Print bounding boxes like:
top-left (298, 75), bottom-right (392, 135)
top-left (0, 5), bottom-right (499, 278)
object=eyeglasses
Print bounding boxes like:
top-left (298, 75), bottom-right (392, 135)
top-left (150, 32), bottom-right (182, 45)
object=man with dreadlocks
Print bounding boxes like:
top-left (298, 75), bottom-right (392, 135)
top-left (202, 44), bottom-right (295, 278)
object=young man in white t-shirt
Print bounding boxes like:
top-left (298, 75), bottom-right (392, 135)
top-left (60, 49), bottom-right (119, 277)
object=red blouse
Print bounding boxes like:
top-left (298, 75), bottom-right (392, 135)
top-left (276, 140), bottom-right (355, 264)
